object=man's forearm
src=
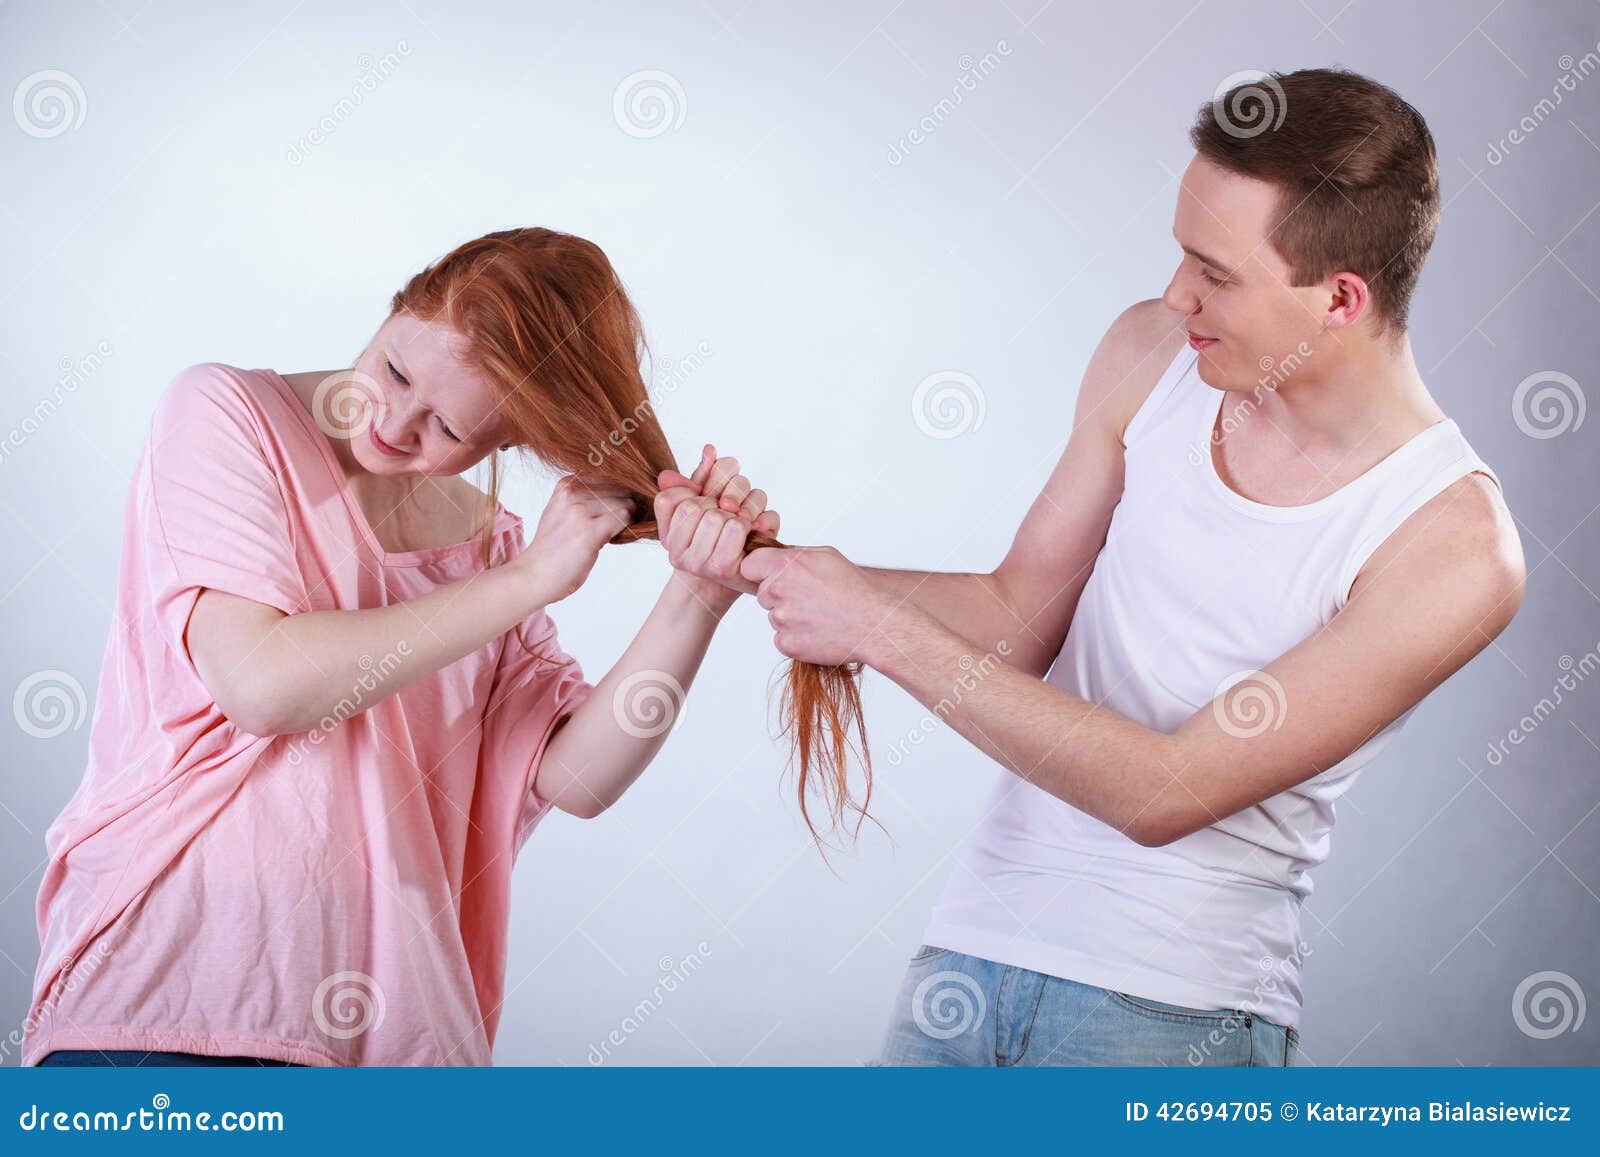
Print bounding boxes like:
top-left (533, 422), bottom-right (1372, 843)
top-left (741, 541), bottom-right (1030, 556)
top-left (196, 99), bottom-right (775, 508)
top-left (864, 601), bottom-right (1185, 845)
top-left (863, 568), bottom-right (1053, 673)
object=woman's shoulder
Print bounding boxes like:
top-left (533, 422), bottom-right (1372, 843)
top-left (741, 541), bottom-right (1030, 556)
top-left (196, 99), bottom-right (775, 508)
top-left (150, 362), bottom-right (285, 438)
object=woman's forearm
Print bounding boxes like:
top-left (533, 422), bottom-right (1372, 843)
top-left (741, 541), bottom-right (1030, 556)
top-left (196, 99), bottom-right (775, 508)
top-left (194, 553), bottom-right (566, 736)
top-left (533, 573), bottom-right (735, 817)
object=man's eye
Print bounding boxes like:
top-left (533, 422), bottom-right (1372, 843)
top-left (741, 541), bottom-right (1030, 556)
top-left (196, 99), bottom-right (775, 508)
top-left (1200, 269), bottom-right (1225, 287)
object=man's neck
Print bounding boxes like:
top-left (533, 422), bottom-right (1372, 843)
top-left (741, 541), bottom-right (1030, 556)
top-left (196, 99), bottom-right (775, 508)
top-left (1255, 330), bottom-right (1444, 455)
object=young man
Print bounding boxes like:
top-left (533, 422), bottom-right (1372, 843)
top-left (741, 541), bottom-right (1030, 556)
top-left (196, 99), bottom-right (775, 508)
top-left (740, 68), bottom-right (1525, 1066)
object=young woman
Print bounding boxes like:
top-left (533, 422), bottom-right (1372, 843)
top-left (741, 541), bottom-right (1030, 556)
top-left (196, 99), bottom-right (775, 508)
top-left (22, 227), bottom-right (775, 1066)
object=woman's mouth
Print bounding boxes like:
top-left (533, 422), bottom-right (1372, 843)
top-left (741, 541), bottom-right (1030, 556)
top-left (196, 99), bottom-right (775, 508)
top-left (369, 426), bottom-right (409, 458)
top-left (1187, 331), bottom-right (1219, 351)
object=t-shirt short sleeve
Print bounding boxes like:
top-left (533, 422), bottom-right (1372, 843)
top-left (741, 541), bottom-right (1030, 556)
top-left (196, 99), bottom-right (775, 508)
top-left (139, 364), bottom-right (311, 663)
top-left (479, 610), bottom-right (595, 855)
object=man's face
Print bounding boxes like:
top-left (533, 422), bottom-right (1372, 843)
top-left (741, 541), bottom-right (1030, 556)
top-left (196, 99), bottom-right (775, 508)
top-left (1162, 156), bottom-right (1333, 392)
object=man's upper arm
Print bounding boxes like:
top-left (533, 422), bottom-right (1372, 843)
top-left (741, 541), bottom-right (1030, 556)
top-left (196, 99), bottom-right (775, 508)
top-left (992, 299), bottom-right (1188, 675)
top-left (1148, 472), bottom-right (1526, 845)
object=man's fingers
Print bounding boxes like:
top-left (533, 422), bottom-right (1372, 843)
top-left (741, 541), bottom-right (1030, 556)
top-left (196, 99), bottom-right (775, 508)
top-left (657, 468), bottom-right (697, 492)
top-left (740, 546), bottom-right (789, 586)
top-left (752, 508), bottom-right (780, 538)
top-left (709, 517), bottom-right (757, 591)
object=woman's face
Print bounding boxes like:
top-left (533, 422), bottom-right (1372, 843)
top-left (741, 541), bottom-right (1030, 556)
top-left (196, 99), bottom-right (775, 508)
top-left (346, 313), bottom-right (509, 477)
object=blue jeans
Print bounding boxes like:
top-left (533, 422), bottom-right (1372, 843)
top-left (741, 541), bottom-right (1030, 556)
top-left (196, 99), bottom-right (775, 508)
top-left (38, 1051), bottom-right (299, 1067)
top-left (875, 945), bottom-right (1298, 1066)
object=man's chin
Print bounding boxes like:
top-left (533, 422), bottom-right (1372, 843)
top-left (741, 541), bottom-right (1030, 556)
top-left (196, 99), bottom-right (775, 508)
top-left (1193, 351), bottom-right (1253, 393)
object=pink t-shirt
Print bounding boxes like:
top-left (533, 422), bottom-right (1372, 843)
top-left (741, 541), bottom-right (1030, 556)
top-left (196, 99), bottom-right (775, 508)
top-left (22, 363), bottom-right (594, 1066)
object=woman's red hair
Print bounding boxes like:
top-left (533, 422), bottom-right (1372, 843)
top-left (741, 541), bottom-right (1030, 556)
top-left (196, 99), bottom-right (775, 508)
top-left (389, 227), bottom-right (872, 843)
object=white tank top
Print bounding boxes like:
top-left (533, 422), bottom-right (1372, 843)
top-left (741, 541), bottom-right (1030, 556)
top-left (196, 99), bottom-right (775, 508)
top-left (922, 345), bottom-right (1499, 1029)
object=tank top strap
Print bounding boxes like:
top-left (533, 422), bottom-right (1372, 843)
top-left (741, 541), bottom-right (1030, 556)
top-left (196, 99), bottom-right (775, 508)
top-left (1333, 423), bottom-right (1501, 604)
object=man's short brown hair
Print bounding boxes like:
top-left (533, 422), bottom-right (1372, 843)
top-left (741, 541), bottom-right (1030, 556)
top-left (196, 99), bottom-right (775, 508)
top-left (1190, 68), bottom-right (1440, 332)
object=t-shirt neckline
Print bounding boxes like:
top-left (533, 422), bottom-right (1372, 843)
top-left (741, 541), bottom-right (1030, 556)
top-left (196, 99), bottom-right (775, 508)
top-left (259, 367), bottom-right (518, 567)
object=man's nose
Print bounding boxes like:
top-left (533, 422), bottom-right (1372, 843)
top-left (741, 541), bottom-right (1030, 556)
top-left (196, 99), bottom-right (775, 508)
top-left (1162, 267), bottom-right (1197, 315)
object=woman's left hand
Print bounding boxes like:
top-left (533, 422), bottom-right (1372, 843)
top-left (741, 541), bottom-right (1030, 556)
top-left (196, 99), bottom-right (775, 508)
top-left (655, 444), bottom-right (779, 600)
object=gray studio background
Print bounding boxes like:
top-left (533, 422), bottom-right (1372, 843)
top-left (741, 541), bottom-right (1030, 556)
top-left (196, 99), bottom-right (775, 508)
top-left (2, 0), bottom-right (1597, 1066)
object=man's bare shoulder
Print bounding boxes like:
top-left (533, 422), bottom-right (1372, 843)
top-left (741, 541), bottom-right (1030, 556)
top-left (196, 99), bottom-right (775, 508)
top-left (1355, 470), bottom-right (1526, 640)
top-left (1073, 299), bottom-right (1189, 438)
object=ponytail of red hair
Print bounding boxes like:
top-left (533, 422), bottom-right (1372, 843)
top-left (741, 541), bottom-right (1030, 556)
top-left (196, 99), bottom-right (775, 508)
top-left (389, 227), bottom-right (873, 844)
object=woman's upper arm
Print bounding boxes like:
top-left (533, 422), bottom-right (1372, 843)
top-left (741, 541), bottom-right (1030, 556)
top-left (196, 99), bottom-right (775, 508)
top-left (184, 588), bottom-right (290, 736)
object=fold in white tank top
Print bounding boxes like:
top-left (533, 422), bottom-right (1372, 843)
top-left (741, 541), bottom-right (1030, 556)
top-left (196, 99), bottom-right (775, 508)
top-left (922, 345), bottom-right (1500, 1029)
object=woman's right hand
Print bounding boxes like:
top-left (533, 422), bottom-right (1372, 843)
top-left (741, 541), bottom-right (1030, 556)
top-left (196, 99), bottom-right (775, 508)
top-left (519, 475), bottom-right (635, 604)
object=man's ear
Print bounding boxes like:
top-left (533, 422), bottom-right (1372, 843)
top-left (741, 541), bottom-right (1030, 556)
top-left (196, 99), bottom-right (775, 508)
top-left (1323, 271), bottom-right (1372, 331)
